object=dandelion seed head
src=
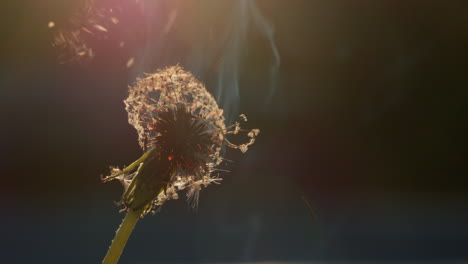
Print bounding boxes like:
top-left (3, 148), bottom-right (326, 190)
top-left (104, 65), bottom-right (260, 215)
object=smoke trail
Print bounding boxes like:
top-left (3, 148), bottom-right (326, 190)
top-left (247, 1), bottom-right (281, 106)
top-left (133, 0), bottom-right (280, 122)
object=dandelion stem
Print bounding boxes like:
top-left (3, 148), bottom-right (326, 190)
top-left (102, 208), bottom-right (143, 264)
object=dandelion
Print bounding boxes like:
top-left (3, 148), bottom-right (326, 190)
top-left (101, 65), bottom-right (259, 263)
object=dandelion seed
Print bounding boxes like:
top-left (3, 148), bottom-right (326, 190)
top-left (93, 24), bottom-right (108, 32)
top-left (240, 114), bottom-right (247, 121)
top-left (239, 144), bottom-right (248, 153)
top-left (81, 27), bottom-right (93, 34)
top-left (126, 57), bottom-right (135, 68)
top-left (248, 129), bottom-right (260, 137)
top-left (110, 17), bottom-right (119, 24)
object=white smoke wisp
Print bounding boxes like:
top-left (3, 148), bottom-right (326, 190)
top-left (133, 0), bottom-right (280, 122)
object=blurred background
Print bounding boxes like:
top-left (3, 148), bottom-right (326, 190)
top-left (1, 0), bottom-right (468, 263)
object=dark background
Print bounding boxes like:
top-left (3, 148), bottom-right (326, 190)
top-left (2, 0), bottom-right (468, 263)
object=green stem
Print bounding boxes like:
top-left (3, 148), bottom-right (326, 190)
top-left (102, 209), bottom-right (143, 264)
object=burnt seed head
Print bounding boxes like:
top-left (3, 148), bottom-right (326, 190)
top-left (103, 65), bottom-right (259, 215)
top-left (121, 65), bottom-right (226, 212)
top-left (156, 104), bottom-right (218, 175)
